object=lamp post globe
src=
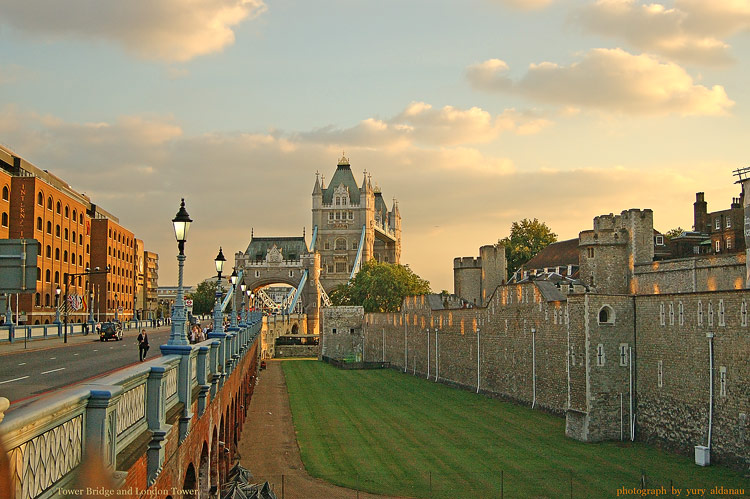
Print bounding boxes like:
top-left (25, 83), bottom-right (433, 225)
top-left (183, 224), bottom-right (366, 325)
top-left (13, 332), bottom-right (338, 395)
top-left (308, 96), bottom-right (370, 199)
top-left (54, 285), bottom-right (61, 324)
top-left (229, 269), bottom-right (239, 329)
top-left (211, 247), bottom-right (226, 336)
top-left (166, 198), bottom-right (192, 346)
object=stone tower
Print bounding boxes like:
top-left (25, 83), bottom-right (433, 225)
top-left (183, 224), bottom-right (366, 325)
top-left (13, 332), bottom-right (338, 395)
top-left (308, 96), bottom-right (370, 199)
top-left (453, 242), bottom-right (507, 306)
top-left (312, 154), bottom-right (402, 292)
top-left (578, 209), bottom-right (654, 294)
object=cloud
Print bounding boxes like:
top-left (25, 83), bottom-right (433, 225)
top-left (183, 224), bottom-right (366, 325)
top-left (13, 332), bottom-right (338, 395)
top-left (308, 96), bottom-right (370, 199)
top-left (575, 0), bottom-right (750, 66)
top-left (491, 0), bottom-right (556, 10)
top-left (0, 104), bottom-right (736, 293)
top-left (299, 101), bottom-right (550, 149)
top-left (467, 48), bottom-right (734, 116)
top-left (0, 0), bottom-right (267, 62)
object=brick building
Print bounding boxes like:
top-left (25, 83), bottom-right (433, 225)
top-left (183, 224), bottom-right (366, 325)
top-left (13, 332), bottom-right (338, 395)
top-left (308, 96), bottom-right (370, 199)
top-left (144, 250), bottom-right (159, 320)
top-left (90, 211), bottom-right (136, 322)
top-left (0, 167), bottom-right (10, 239)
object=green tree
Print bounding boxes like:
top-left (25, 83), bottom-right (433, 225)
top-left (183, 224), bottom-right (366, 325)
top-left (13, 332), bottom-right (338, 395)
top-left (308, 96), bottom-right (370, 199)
top-left (499, 218), bottom-right (557, 279)
top-left (330, 260), bottom-right (431, 313)
top-left (664, 227), bottom-right (684, 239)
top-left (188, 280), bottom-right (218, 316)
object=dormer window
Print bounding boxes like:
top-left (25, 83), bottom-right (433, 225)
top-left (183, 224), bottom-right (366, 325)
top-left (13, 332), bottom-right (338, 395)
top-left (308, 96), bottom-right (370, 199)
top-left (336, 197), bottom-right (341, 206)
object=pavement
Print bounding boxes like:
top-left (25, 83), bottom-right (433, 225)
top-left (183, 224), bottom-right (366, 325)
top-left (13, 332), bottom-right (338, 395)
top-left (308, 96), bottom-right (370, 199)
top-left (237, 359), bottom-right (393, 499)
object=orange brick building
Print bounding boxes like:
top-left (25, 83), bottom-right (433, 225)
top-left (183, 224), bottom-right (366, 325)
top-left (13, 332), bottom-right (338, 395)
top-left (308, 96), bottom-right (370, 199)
top-left (90, 210), bottom-right (136, 322)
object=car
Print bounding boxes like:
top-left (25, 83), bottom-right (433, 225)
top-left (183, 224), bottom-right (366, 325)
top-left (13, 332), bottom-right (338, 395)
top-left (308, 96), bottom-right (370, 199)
top-left (99, 322), bottom-right (123, 341)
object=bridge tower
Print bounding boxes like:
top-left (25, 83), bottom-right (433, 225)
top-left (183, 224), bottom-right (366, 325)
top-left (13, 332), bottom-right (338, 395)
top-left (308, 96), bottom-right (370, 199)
top-left (312, 154), bottom-right (401, 292)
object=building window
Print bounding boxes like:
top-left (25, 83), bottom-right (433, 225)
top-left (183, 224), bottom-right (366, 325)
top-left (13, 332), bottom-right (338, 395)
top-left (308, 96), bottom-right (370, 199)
top-left (45, 294), bottom-right (50, 306)
top-left (56, 201), bottom-right (61, 214)
top-left (37, 267), bottom-right (41, 281)
top-left (742, 300), bottom-right (748, 327)
top-left (45, 269), bottom-right (50, 282)
top-left (655, 235), bottom-right (664, 246)
top-left (587, 247), bottom-right (594, 258)
top-left (289, 270), bottom-right (294, 277)
top-left (348, 211), bottom-right (353, 220)
top-left (72, 209), bottom-right (77, 221)
top-left (45, 245), bottom-right (51, 258)
top-left (668, 302), bottom-right (674, 325)
top-left (720, 366), bottom-right (727, 397)
top-left (698, 300), bottom-right (703, 326)
top-left (64, 205), bottom-right (69, 218)
top-left (715, 218), bottom-right (720, 230)
top-left (726, 217), bottom-right (732, 228)
top-left (37, 192), bottom-right (43, 205)
top-left (46, 221), bottom-right (52, 234)
top-left (1, 186), bottom-right (8, 201)
top-left (678, 301), bottom-right (684, 325)
top-left (55, 248), bottom-right (60, 260)
top-left (55, 224), bottom-right (60, 237)
top-left (255, 270), bottom-right (260, 278)
top-left (64, 228), bottom-right (68, 240)
top-left (63, 251), bottom-right (68, 263)
top-left (719, 299), bottom-right (725, 326)
top-left (619, 344), bottom-right (628, 367)
top-left (708, 302), bottom-right (714, 327)
top-left (727, 237), bottom-right (732, 250)
top-left (335, 197), bottom-right (340, 206)
top-left (36, 217), bottom-right (42, 230)
top-left (715, 240), bottom-right (721, 253)
top-left (658, 360), bottom-right (663, 388)
top-left (332, 328), bottom-right (337, 334)
top-left (79, 234), bottom-right (83, 245)
top-left (47, 197), bottom-right (52, 210)
top-left (335, 238), bottom-right (347, 250)
top-left (659, 303), bottom-right (665, 326)
top-left (1, 212), bottom-right (7, 227)
top-left (596, 344), bottom-right (605, 366)
top-left (352, 241), bottom-right (358, 250)
top-left (328, 212), bottom-right (333, 220)
top-left (335, 262), bottom-right (346, 273)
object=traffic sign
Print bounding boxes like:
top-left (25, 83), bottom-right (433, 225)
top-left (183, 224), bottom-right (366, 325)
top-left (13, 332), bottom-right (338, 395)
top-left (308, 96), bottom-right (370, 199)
top-left (185, 299), bottom-right (194, 307)
top-left (0, 240), bottom-right (39, 293)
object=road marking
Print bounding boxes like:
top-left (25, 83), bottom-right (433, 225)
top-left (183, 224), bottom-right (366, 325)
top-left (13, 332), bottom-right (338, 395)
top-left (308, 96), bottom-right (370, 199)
top-left (73, 353), bottom-right (79, 356)
top-left (93, 349), bottom-right (98, 352)
top-left (50, 357), bottom-right (56, 360)
top-left (0, 376), bottom-right (30, 385)
top-left (41, 368), bottom-right (66, 375)
top-left (18, 362), bottom-right (26, 366)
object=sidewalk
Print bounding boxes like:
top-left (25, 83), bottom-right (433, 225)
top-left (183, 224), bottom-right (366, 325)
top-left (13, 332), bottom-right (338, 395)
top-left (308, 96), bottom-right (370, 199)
top-left (0, 323), bottom-right (166, 357)
top-left (237, 360), bottom-right (392, 499)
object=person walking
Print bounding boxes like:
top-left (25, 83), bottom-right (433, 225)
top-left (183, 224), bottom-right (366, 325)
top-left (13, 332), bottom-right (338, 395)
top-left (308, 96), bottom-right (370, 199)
top-left (137, 329), bottom-right (150, 361)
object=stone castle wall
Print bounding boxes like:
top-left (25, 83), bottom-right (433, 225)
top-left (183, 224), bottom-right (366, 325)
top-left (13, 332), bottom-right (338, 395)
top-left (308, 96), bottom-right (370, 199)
top-left (351, 284), bottom-right (748, 470)
top-left (632, 254), bottom-right (745, 295)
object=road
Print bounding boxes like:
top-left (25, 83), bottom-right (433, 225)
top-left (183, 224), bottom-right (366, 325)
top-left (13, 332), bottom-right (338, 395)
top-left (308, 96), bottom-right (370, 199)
top-left (0, 326), bottom-right (173, 412)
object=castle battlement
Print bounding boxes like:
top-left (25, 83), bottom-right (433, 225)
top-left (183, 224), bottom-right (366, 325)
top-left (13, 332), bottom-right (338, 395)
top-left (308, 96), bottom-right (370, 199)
top-left (453, 256), bottom-right (482, 269)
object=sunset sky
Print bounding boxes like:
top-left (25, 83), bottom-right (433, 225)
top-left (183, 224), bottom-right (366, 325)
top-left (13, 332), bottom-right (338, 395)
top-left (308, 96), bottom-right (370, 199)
top-left (1, 0), bottom-right (749, 292)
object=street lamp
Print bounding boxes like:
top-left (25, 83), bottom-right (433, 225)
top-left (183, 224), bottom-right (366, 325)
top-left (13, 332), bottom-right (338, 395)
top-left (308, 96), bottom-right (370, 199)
top-left (229, 268), bottom-right (238, 329)
top-left (166, 198), bottom-right (192, 346)
top-left (212, 248), bottom-right (226, 335)
top-left (240, 282), bottom-right (247, 324)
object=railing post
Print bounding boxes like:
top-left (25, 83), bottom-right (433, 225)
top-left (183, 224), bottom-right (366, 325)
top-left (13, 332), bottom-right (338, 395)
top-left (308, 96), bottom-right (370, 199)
top-left (86, 387), bottom-right (123, 473)
top-left (146, 366), bottom-right (169, 485)
top-left (159, 344), bottom-right (194, 442)
top-left (208, 331), bottom-right (228, 389)
top-left (209, 339), bottom-right (221, 398)
top-left (196, 346), bottom-right (210, 416)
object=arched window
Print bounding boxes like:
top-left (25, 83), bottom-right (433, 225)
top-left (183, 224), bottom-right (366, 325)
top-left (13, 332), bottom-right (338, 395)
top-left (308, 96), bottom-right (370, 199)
top-left (56, 201), bottom-right (61, 214)
top-left (46, 221), bottom-right (52, 234)
top-left (64, 205), bottom-right (69, 217)
top-left (86, 244), bottom-right (89, 254)
top-left (45, 269), bottom-right (50, 282)
top-left (79, 213), bottom-right (83, 224)
top-left (72, 230), bottom-right (76, 243)
top-left (79, 234), bottom-right (83, 245)
top-left (64, 228), bottom-right (69, 240)
top-left (55, 248), bottom-right (60, 260)
top-left (1, 185), bottom-right (8, 201)
top-left (36, 217), bottom-right (42, 230)
top-left (37, 192), bottom-right (43, 205)
top-left (45, 294), bottom-right (50, 307)
top-left (108, 228), bottom-right (112, 237)
top-left (47, 197), bottom-right (52, 210)
top-left (35, 293), bottom-right (40, 307)
top-left (54, 271), bottom-right (59, 284)
top-left (78, 255), bottom-right (82, 266)
top-left (1, 212), bottom-right (7, 227)
top-left (72, 209), bottom-right (77, 221)
top-left (37, 267), bottom-right (41, 281)
top-left (335, 238), bottom-right (347, 250)
top-left (598, 305), bottom-right (615, 325)
top-left (46, 245), bottom-right (51, 258)
top-left (63, 250), bottom-right (68, 263)
top-left (55, 224), bottom-right (60, 237)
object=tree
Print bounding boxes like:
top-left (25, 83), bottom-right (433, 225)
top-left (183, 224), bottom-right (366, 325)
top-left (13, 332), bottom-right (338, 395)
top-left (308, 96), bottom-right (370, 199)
top-left (330, 260), bottom-right (431, 313)
top-left (499, 218), bottom-right (557, 279)
top-left (188, 280), bottom-right (219, 316)
top-left (664, 227), bottom-right (684, 239)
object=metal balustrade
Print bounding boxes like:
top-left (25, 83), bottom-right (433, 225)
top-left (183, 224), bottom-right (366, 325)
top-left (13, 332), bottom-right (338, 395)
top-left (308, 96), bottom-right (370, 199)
top-left (0, 313), bottom-right (263, 499)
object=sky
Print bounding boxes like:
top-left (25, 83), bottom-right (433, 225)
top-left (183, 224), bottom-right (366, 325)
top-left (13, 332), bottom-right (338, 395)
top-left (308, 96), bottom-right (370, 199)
top-left (1, 0), bottom-right (749, 292)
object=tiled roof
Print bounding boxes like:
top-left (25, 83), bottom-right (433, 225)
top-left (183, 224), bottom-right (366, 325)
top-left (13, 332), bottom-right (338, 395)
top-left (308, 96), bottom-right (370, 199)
top-left (523, 238), bottom-right (579, 270)
top-left (323, 163), bottom-right (361, 205)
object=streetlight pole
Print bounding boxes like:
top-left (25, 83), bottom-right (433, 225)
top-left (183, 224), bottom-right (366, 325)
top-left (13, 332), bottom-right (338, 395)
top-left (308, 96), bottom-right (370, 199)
top-left (212, 248), bottom-right (226, 335)
top-left (246, 289), bottom-right (252, 323)
top-left (229, 269), bottom-right (238, 330)
top-left (54, 286), bottom-right (61, 338)
top-left (166, 198), bottom-right (192, 346)
top-left (240, 282), bottom-right (247, 325)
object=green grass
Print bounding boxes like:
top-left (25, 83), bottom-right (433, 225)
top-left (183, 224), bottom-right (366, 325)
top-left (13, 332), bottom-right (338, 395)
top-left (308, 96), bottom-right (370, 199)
top-left (282, 360), bottom-right (749, 498)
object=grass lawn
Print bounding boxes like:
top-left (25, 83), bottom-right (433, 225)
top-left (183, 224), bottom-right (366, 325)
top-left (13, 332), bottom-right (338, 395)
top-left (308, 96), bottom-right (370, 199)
top-left (283, 360), bottom-right (748, 498)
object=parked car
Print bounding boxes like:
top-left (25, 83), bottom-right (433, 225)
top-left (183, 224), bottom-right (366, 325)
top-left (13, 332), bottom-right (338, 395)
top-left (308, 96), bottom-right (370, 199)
top-left (100, 321), bottom-right (123, 341)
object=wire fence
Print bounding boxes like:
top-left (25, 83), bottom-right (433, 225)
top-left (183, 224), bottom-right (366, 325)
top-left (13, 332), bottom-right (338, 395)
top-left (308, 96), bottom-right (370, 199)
top-left (246, 469), bottom-right (748, 498)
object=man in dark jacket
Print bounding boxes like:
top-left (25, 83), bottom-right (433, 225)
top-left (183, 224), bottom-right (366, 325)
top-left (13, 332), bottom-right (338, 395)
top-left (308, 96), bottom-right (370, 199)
top-left (137, 329), bottom-right (149, 361)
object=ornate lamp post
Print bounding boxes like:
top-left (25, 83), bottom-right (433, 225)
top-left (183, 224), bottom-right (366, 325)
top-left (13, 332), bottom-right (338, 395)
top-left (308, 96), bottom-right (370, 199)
top-left (212, 248), bottom-right (226, 335)
top-left (166, 198), bottom-right (193, 346)
top-left (229, 268), bottom-right (238, 329)
top-left (240, 282), bottom-right (247, 325)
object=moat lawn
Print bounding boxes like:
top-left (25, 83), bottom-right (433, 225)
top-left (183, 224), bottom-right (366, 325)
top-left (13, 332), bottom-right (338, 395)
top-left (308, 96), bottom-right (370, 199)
top-left (283, 360), bottom-right (748, 498)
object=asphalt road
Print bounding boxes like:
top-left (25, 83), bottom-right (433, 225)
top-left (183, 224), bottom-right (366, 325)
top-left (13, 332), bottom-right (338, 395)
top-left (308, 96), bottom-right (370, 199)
top-left (0, 327), bottom-right (173, 412)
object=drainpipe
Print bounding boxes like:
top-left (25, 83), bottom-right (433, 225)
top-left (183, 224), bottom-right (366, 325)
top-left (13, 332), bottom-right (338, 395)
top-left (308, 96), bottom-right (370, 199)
top-left (707, 332), bottom-right (715, 450)
top-left (427, 328), bottom-right (430, 380)
top-left (531, 327), bottom-right (536, 409)
top-left (435, 328), bottom-right (439, 382)
top-left (404, 317), bottom-right (407, 373)
top-left (476, 323), bottom-right (481, 394)
top-left (382, 328), bottom-right (385, 362)
top-left (629, 346), bottom-right (635, 441)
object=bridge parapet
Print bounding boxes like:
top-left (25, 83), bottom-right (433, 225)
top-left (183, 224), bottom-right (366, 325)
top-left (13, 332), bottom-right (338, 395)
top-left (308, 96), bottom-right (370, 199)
top-left (0, 312), bottom-right (263, 498)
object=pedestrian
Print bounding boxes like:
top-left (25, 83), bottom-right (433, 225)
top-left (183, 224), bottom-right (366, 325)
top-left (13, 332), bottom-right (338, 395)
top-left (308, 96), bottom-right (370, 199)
top-left (190, 326), bottom-right (196, 343)
top-left (137, 329), bottom-right (150, 361)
